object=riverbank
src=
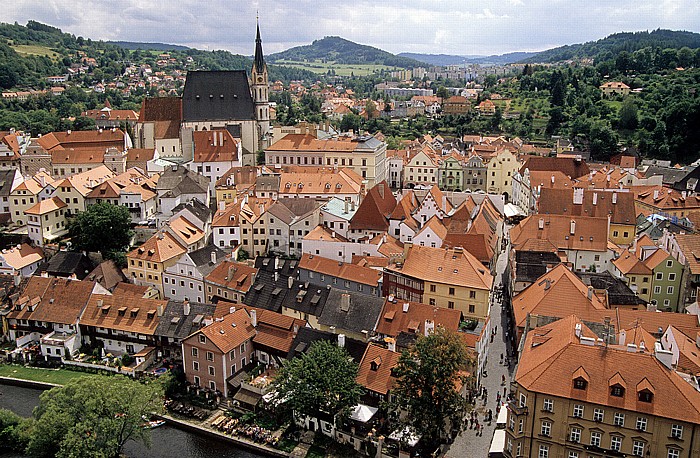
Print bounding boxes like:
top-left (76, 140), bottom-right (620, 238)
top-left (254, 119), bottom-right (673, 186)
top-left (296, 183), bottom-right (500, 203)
top-left (0, 370), bottom-right (290, 458)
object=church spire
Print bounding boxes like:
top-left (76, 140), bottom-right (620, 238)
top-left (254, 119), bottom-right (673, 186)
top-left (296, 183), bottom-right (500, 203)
top-left (253, 18), bottom-right (266, 74)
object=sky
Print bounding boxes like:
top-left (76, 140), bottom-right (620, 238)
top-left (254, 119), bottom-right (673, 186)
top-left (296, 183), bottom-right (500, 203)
top-left (5, 0), bottom-right (700, 57)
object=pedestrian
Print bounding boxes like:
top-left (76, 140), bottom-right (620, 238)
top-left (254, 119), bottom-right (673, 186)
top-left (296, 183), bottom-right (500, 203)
top-left (503, 387), bottom-right (507, 397)
top-left (502, 374), bottom-right (506, 385)
top-left (500, 352), bottom-right (504, 361)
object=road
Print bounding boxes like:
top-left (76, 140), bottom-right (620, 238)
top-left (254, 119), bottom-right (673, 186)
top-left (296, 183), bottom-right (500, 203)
top-left (447, 228), bottom-right (515, 457)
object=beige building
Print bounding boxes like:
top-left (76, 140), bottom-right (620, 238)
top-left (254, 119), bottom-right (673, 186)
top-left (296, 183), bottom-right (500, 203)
top-left (127, 230), bottom-right (187, 297)
top-left (10, 171), bottom-right (54, 226)
top-left (506, 315), bottom-right (700, 458)
top-left (53, 165), bottom-right (116, 216)
top-left (25, 196), bottom-right (68, 247)
top-left (484, 148), bottom-right (519, 198)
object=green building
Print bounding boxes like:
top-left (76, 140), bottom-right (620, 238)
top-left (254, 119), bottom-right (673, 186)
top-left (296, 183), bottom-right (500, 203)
top-left (438, 154), bottom-right (464, 191)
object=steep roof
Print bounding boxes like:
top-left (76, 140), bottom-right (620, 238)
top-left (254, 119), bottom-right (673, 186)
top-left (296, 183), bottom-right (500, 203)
top-left (37, 129), bottom-right (124, 152)
top-left (538, 188), bottom-right (636, 226)
top-left (192, 308), bottom-right (256, 353)
top-left (86, 260), bottom-right (129, 291)
top-left (510, 214), bottom-right (608, 253)
top-left (192, 130), bottom-right (239, 163)
top-left (299, 253), bottom-right (382, 287)
top-left (81, 292), bottom-right (165, 336)
top-left (0, 244), bottom-right (43, 270)
top-left (441, 233), bottom-right (493, 265)
top-left (511, 264), bottom-right (607, 329)
top-left (350, 181), bottom-right (396, 231)
top-left (127, 231), bottom-right (186, 263)
top-left (356, 343), bottom-right (400, 395)
top-left (25, 196), bottom-right (67, 215)
top-left (520, 156), bottom-right (590, 179)
top-left (266, 198), bottom-right (321, 225)
top-left (205, 260), bottom-right (258, 294)
top-left (612, 249), bottom-right (653, 275)
top-left (182, 71), bottom-right (255, 122)
top-left (318, 288), bottom-right (384, 335)
top-left (674, 233), bottom-right (700, 275)
top-left (138, 97), bottom-right (182, 122)
top-left (387, 245), bottom-right (493, 290)
top-left (10, 277), bottom-right (94, 325)
top-left (376, 298), bottom-right (461, 338)
top-left (516, 315), bottom-right (700, 424)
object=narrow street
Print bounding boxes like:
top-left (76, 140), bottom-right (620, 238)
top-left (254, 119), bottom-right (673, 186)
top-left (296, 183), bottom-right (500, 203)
top-left (447, 227), bottom-right (514, 457)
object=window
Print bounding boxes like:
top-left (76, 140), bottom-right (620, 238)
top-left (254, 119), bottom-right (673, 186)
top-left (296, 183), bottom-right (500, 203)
top-left (538, 445), bottom-right (549, 458)
top-left (229, 349), bottom-right (235, 360)
top-left (593, 408), bottom-right (604, 422)
top-left (614, 412), bottom-right (625, 427)
top-left (638, 389), bottom-right (653, 402)
top-left (429, 298), bottom-right (436, 305)
top-left (654, 286), bottom-right (661, 294)
top-left (206, 351), bottom-right (214, 362)
top-left (208, 366), bottom-right (215, 376)
top-left (469, 290), bottom-right (476, 299)
top-left (519, 393), bottom-right (527, 408)
top-left (656, 272), bottom-right (663, 280)
top-left (569, 427), bottom-right (581, 443)
top-left (632, 440), bottom-right (645, 456)
top-left (468, 304), bottom-right (475, 313)
top-left (611, 385), bottom-right (625, 397)
top-left (613, 230), bottom-right (619, 237)
top-left (191, 347), bottom-right (198, 357)
top-left (209, 381), bottom-right (216, 391)
top-left (193, 376), bottom-right (200, 386)
top-left (669, 273), bottom-right (676, 281)
top-left (667, 286), bottom-right (674, 294)
top-left (543, 398), bottom-right (553, 412)
top-left (573, 404), bottom-right (584, 418)
top-left (574, 378), bottom-right (587, 390)
top-left (671, 424), bottom-right (683, 439)
top-left (667, 260), bottom-right (673, 268)
top-left (518, 418), bottom-right (523, 433)
top-left (240, 342), bottom-right (246, 354)
top-left (568, 452), bottom-right (578, 458)
top-left (590, 431), bottom-right (601, 447)
top-left (449, 287), bottom-right (455, 296)
top-left (430, 284), bottom-right (436, 292)
top-left (447, 301), bottom-right (454, 309)
top-left (192, 361), bottom-right (199, 371)
top-left (667, 449), bottom-right (680, 458)
top-left (541, 421), bottom-right (551, 437)
top-left (594, 255), bottom-right (600, 261)
top-left (610, 436), bottom-right (622, 451)
top-left (636, 417), bottom-right (647, 431)
top-left (509, 415), bottom-right (515, 431)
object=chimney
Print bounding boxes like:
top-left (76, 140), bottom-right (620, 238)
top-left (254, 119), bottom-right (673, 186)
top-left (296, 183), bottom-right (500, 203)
top-left (402, 241), bottom-right (412, 262)
top-left (250, 309), bottom-right (257, 327)
top-left (340, 293), bottom-right (351, 312)
top-left (183, 300), bottom-right (190, 316)
top-left (386, 337), bottom-right (396, 352)
top-left (592, 192), bottom-right (598, 206)
top-left (619, 329), bottom-right (626, 346)
top-left (424, 319), bottom-right (435, 337)
top-left (274, 271), bottom-right (279, 282)
top-left (402, 302), bottom-right (410, 313)
top-left (338, 333), bottom-right (346, 348)
top-left (157, 303), bottom-right (164, 317)
top-left (288, 276), bottom-right (294, 289)
top-left (573, 188), bottom-right (584, 205)
top-left (378, 184), bottom-right (384, 199)
top-left (551, 175), bottom-right (555, 184)
top-left (544, 278), bottom-right (551, 290)
top-left (587, 286), bottom-right (593, 300)
top-left (350, 200), bottom-right (356, 211)
top-left (211, 251), bottom-right (217, 264)
top-left (653, 189), bottom-right (659, 200)
top-left (219, 131), bottom-right (223, 146)
top-left (570, 219), bottom-right (576, 235)
top-left (612, 192), bottom-right (617, 204)
top-left (654, 341), bottom-right (674, 369)
top-left (538, 218), bottom-right (544, 230)
top-left (574, 323), bottom-right (582, 338)
top-left (212, 132), bottom-right (217, 147)
top-left (626, 343), bottom-right (638, 353)
top-left (219, 200), bottom-right (225, 212)
top-left (344, 199), bottom-right (349, 214)
top-left (442, 195), bottom-right (447, 212)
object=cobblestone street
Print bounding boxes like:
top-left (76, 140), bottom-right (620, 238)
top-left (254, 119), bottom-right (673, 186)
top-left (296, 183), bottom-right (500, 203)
top-left (447, 229), bottom-right (514, 457)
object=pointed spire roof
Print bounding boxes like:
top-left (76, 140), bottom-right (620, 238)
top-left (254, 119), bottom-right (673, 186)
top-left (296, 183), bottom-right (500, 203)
top-left (253, 21), bottom-right (266, 74)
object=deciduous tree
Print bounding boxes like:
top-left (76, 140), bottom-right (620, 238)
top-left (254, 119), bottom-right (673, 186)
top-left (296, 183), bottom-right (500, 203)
top-left (67, 202), bottom-right (133, 258)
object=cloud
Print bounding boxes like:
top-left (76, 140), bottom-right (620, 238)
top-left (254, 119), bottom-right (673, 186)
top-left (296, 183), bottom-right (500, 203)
top-left (4, 0), bottom-right (700, 56)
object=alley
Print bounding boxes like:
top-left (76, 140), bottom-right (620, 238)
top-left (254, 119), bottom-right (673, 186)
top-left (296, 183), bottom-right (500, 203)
top-left (447, 228), bottom-right (515, 457)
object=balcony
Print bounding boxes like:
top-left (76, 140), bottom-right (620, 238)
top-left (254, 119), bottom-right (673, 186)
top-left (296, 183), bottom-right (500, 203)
top-left (508, 400), bottom-right (528, 416)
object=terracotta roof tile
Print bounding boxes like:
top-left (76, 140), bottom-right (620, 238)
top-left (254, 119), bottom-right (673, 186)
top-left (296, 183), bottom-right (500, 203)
top-left (356, 343), bottom-right (400, 395)
top-left (299, 253), bottom-right (382, 287)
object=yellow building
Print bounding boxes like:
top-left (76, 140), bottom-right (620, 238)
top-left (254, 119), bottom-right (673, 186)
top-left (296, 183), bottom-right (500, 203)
top-left (507, 315), bottom-right (700, 458)
top-left (53, 165), bottom-right (116, 216)
top-left (127, 230), bottom-right (186, 298)
top-left (24, 196), bottom-right (68, 247)
top-left (634, 185), bottom-right (700, 219)
top-left (484, 148), bottom-right (519, 197)
top-left (383, 244), bottom-right (493, 319)
top-left (10, 171), bottom-right (53, 226)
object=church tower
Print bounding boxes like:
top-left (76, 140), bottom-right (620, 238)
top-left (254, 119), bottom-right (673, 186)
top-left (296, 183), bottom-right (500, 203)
top-left (251, 20), bottom-right (270, 150)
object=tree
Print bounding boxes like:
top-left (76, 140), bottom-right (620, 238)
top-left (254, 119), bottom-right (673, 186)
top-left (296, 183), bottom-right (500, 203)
top-left (618, 97), bottom-right (638, 130)
top-left (26, 376), bottom-right (164, 458)
top-left (436, 86), bottom-right (449, 99)
top-left (273, 340), bottom-right (363, 423)
top-left (388, 327), bottom-right (471, 448)
top-left (67, 202), bottom-right (133, 257)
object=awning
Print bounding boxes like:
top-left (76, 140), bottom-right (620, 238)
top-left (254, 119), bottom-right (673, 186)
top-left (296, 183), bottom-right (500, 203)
top-left (233, 388), bottom-right (262, 406)
top-left (504, 203), bottom-right (526, 218)
top-left (389, 426), bottom-right (420, 446)
top-left (349, 404), bottom-right (378, 423)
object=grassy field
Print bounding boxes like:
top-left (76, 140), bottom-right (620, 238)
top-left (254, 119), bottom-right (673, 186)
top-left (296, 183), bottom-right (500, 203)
top-left (10, 43), bottom-right (60, 59)
top-left (273, 59), bottom-right (394, 77)
top-left (0, 365), bottom-right (90, 386)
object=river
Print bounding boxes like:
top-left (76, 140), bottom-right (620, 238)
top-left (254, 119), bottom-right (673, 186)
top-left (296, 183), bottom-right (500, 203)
top-left (0, 384), bottom-right (266, 458)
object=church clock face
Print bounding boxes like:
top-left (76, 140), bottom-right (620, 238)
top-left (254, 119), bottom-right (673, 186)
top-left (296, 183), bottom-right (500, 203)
top-left (257, 76), bottom-right (263, 83)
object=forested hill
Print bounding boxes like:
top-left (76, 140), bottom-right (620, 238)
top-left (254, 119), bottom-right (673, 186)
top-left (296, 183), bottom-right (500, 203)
top-left (107, 41), bottom-right (190, 51)
top-left (523, 29), bottom-right (700, 63)
top-left (269, 36), bottom-right (427, 68)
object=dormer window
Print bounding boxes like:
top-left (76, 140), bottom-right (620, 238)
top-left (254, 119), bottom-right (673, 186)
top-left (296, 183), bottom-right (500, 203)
top-left (610, 385), bottom-right (625, 397)
top-left (199, 335), bottom-right (206, 344)
top-left (573, 377), bottom-right (587, 390)
top-left (638, 389), bottom-right (653, 403)
top-left (370, 356), bottom-right (382, 371)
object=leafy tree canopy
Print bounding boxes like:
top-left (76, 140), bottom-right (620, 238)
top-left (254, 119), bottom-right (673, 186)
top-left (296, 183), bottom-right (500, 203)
top-left (388, 327), bottom-right (471, 448)
top-left (273, 340), bottom-right (363, 422)
top-left (27, 376), bottom-right (164, 458)
top-left (67, 202), bottom-right (133, 256)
